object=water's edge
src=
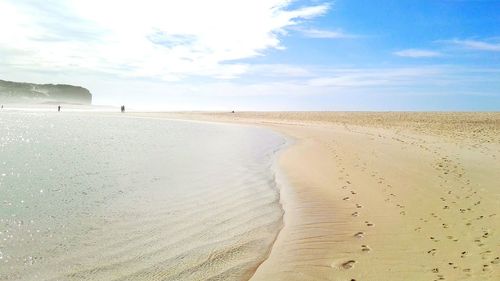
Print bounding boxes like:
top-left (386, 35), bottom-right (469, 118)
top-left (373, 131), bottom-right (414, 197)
top-left (0, 112), bottom-right (290, 280)
top-left (247, 133), bottom-right (295, 281)
top-left (119, 114), bottom-right (294, 281)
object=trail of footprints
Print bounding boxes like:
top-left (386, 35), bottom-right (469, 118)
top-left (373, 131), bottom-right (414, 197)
top-left (329, 140), bottom-right (375, 281)
top-left (398, 131), bottom-right (499, 280)
top-left (329, 135), bottom-right (410, 280)
top-left (352, 128), bottom-right (499, 280)
top-left (328, 129), bottom-right (498, 280)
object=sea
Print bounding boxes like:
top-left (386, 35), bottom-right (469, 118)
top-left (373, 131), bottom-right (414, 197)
top-left (0, 112), bottom-right (286, 281)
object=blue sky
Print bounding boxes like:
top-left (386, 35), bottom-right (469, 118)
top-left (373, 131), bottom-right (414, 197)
top-left (1, 0), bottom-right (499, 110)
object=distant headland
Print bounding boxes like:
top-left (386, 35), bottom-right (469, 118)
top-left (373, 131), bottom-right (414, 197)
top-left (0, 79), bottom-right (92, 105)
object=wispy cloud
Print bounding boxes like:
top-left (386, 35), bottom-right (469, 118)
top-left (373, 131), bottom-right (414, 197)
top-left (394, 49), bottom-right (442, 58)
top-left (307, 67), bottom-right (446, 87)
top-left (300, 28), bottom-right (356, 39)
top-left (81, 65), bottom-right (500, 110)
top-left (446, 39), bottom-right (500, 52)
top-left (247, 64), bottom-right (314, 77)
top-left (0, 0), bottom-right (330, 80)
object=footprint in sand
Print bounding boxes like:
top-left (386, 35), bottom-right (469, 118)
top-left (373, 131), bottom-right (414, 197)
top-left (356, 204), bottom-right (362, 208)
top-left (480, 250), bottom-right (491, 256)
top-left (361, 245), bottom-right (371, 252)
top-left (429, 236), bottom-right (440, 242)
top-left (365, 221), bottom-right (374, 227)
top-left (341, 260), bottom-right (356, 269)
top-left (354, 232), bottom-right (364, 238)
top-left (332, 259), bottom-right (356, 270)
top-left (491, 257), bottom-right (500, 264)
top-left (343, 197), bottom-right (350, 201)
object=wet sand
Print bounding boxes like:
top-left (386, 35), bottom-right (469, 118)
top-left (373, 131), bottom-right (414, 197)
top-left (129, 112), bottom-right (500, 281)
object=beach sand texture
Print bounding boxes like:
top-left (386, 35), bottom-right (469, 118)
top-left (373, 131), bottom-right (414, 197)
top-left (131, 112), bottom-right (500, 281)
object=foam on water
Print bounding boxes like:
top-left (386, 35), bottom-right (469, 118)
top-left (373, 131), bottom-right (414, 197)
top-left (0, 112), bottom-right (286, 281)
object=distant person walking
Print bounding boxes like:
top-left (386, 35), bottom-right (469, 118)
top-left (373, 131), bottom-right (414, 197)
top-left (121, 105), bottom-right (125, 113)
top-left (57, 105), bottom-right (61, 112)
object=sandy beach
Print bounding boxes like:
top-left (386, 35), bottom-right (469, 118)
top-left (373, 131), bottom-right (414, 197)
top-left (129, 112), bottom-right (500, 281)
top-left (3, 1), bottom-right (498, 280)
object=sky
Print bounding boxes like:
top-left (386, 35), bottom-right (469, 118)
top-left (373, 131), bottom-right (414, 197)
top-left (0, 0), bottom-right (499, 111)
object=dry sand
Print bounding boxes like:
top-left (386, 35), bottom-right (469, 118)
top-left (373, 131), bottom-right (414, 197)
top-left (130, 112), bottom-right (500, 281)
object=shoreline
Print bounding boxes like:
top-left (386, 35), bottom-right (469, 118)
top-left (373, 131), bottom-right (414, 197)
top-left (246, 133), bottom-right (293, 281)
top-left (103, 112), bottom-right (290, 280)
top-left (1, 112), bottom-right (288, 280)
top-left (107, 112), bottom-right (294, 280)
top-left (118, 113), bottom-right (293, 280)
top-left (127, 111), bottom-right (500, 281)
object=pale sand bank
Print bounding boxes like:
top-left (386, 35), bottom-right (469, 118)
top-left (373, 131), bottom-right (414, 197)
top-left (130, 112), bottom-right (500, 281)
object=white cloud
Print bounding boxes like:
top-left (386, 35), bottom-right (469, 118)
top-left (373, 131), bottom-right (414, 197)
top-left (0, 0), bottom-right (329, 80)
top-left (82, 65), bottom-right (499, 110)
top-left (447, 39), bottom-right (500, 52)
top-left (247, 64), bottom-right (314, 77)
top-left (300, 28), bottom-right (355, 39)
top-left (307, 67), bottom-right (446, 87)
top-left (394, 49), bottom-right (442, 58)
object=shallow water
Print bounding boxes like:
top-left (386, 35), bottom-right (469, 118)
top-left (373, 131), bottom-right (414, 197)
top-left (0, 112), bottom-right (286, 281)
